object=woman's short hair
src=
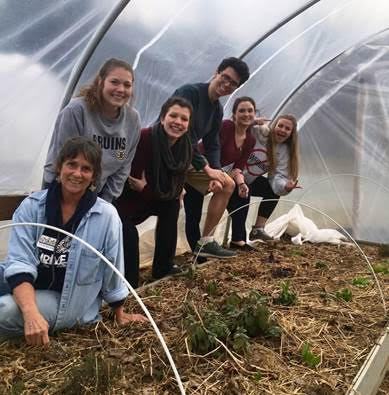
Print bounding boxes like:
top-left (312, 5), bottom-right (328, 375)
top-left (159, 96), bottom-right (193, 122)
top-left (55, 136), bottom-right (102, 183)
top-left (232, 96), bottom-right (256, 115)
top-left (78, 58), bottom-right (134, 112)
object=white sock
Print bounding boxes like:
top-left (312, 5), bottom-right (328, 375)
top-left (198, 236), bottom-right (214, 245)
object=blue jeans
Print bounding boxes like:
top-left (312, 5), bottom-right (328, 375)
top-left (0, 265), bottom-right (61, 339)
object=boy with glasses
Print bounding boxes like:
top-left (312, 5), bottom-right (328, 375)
top-left (173, 57), bottom-right (250, 259)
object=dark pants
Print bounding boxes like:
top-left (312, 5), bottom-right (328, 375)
top-left (227, 176), bottom-right (280, 242)
top-left (121, 199), bottom-right (180, 288)
top-left (183, 184), bottom-right (205, 251)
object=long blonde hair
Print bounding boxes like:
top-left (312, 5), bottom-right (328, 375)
top-left (77, 58), bottom-right (134, 113)
top-left (267, 114), bottom-right (299, 180)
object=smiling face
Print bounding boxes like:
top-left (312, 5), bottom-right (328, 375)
top-left (59, 153), bottom-right (95, 199)
top-left (233, 100), bottom-right (255, 128)
top-left (273, 117), bottom-right (294, 144)
top-left (208, 66), bottom-right (241, 100)
top-left (100, 67), bottom-right (133, 117)
top-left (161, 104), bottom-right (191, 144)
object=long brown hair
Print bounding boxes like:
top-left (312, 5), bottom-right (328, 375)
top-left (77, 58), bottom-right (134, 113)
top-left (267, 114), bottom-right (299, 180)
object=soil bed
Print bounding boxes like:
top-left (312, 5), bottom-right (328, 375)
top-left (0, 241), bottom-right (388, 394)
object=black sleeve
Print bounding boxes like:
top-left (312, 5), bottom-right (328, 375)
top-left (7, 273), bottom-right (35, 292)
top-left (173, 85), bottom-right (208, 170)
top-left (109, 298), bottom-right (125, 309)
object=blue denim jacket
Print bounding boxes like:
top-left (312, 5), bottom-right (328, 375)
top-left (3, 190), bottom-right (129, 331)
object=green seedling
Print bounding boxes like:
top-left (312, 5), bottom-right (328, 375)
top-left (185, 264), bottom-right (197, 281)
top-left (60, 352), bottom-right (121, 394)
top-left (289, 248), bottom-right (304, 256)
top-left (301, 342), bottom-right (320, 368)
top-left (273, 281), bottom-right (297, 306)
top-left (205, 280), bottom-right (218, 296)
top-left (336, 288), bottom-right (352, 302)
top-left (232, 326), bottom-right (250, 354)
top-left (315, 260), bottom-right (328, 270)
top-left (351, 277), bottom-right (370, 288)
top-left (184, 291), bottom-right (280, 355)
top-left (372, 260), bottom-right (389, 275)
top-left (252, 372), bottom-right (262, 382)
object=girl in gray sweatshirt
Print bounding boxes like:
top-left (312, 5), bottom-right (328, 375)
top-left (43, 58), bottom-right (140, 203)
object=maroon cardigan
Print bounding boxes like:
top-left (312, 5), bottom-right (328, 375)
top-left (115, 127), bottom-right (155, 221)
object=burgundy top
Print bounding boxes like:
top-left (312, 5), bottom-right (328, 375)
top-left (114, 127), bottom-right (154, 221)
top-left (200, 119), bottom-right (255, 171)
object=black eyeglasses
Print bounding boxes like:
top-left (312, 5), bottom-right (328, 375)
top-left (219, 73), bottom-right (240, 89)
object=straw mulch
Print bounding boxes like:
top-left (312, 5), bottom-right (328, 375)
top-left (0, 241), bottom-right (388, 394)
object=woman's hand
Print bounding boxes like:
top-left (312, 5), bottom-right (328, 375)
top-left (253, 116), bottom-right (268, 126)
top-left (238, 183), bottom-right (249, 198)
top-left (208, 179), bottom-right (223, 193)
top-left (23, 311), bottom-right (50, 346)
top-left (203, 165), bottom-right (226, 186)
top-left (285, 179), bottom-right (302, 193)
top-left (128, 171), bottom-right (147, 192)
top-left (114, 306), bottom-right (148, 325)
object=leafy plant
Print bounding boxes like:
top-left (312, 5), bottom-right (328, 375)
top-left (273, 281), bottom-right (297, 306)
top-left (251, 372), bottom-right (262, 382)
top-left (60, 352), bottom-right (121, 394)
top-left (301, 343), bottom-right (320, 368)
top-left (315, 260), bottom-right (328, 270)
top-left (184, 265), bottom-right (197, 281)
top-left (205, 280), bottom-right (218, 296)
top-left (372, 260), bottom-right (389, 275)
top-left (232, 326), bottom-right (250, 354)
top-left (351, 277), bottom-right (370, 288)
top-left (184, 291), bottom-right (281, 355)
top-left (336, 288), bottom-right (352, 302)
top-left (289, 248), bottom-right (304, 256)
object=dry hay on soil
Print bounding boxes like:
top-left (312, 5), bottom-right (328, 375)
top-left (0, 241), bottom-right (388, 394)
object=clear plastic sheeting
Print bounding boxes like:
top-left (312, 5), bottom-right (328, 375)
top-left (281, 30), bottom-right (389, 243)
top-left (0, 0), bottom-right (115, 194)
top-left (0, 0), bottom-right (389, 244)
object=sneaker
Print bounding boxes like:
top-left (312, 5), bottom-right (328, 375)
top-left (229, 242), bottom-right (257, 252)
top-left (169, 264), bottom-right (184, 275)
top-left (249, 227), bottom-right (273, 242)
top-left (194, 241), bottom-right (237, 259)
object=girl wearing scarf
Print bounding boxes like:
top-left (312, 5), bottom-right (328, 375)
top-left (115, 97), bottom-right (193, 287)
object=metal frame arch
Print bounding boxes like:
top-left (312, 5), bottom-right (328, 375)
top-left (271, 27), bottom-right (389, 119)
top-left (59, 0), bottom-right (133, 110)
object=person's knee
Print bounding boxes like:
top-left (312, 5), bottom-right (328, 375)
top-left (223, 175), bottom-right (235, 196)
top-left (0, 295), bottom-right (23, 331)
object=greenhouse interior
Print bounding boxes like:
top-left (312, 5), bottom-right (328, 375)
top-left (0, 0), bottom-right (388, 394)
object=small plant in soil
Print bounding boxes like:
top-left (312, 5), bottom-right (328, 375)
top-left (373, 260), bottom-right (389, 274)
top-left (336, 288), bottom-right (353, 302)
top-left (315, 260), bottom-right (328, 270)
top-left (184, 291), bottom-right (281, 355)
top-left (205, 280), bottom-right (218, 296)
top-left (301, 342), bottom-right (320, 368)
top-left (289, 248), bottom-right (304, 257)
top-left (60, 352), bottom-right (121, 394)
top-left (251, 371), bottom-right (262, 382)
top-left (273, 281), bottom-right (297, 306)
top-left (351, 277), bottom-right (370, 288)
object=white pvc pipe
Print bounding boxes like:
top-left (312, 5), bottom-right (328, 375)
top-left (0, 222), bottom-right (185, 395)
